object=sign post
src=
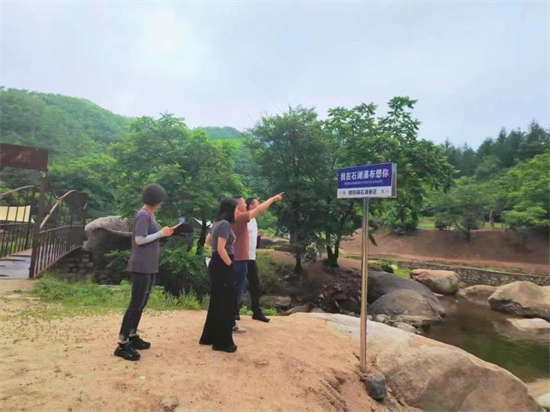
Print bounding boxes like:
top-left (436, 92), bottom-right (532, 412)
top-left (337, 162), bottom-right (396, 372)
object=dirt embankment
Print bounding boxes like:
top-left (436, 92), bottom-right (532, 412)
top-left (0, 280), bottom-right (409, 412)
top-left (342, 229), bottom-right (549, 275)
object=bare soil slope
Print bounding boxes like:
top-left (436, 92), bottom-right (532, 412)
top-left (342, 229), bottom-right (549, 275)
top-left (0, 282), bottom-right (409, 412)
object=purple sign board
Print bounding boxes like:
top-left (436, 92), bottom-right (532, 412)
top-left (337, 162), bottom-right (396, 199)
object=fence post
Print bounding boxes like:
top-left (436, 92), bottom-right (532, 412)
top-left (28, 174), bottom-right (48, 278)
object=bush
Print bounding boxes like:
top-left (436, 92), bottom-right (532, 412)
top-left (159, 247), bottom-right (209, 297)
top-left (102, 241), bottom-right (210, 298)
top-left (256, 251), bottom-right (284, 294)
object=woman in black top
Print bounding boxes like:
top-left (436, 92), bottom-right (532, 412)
top-left (199, 198), bottom-right (239, 353)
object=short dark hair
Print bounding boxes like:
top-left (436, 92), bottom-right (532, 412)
top-left (245, 197), bottom-right (257, 210)
top-left (142, 184), bottom-right (167, 206)
top-left (216, 197), bottom-right (238, 223)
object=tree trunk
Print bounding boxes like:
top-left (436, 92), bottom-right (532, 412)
top-left (489, 210), bottom-right (495, 228)
top-left (295, 251), bottom-right (303, 274)
top-left (197, 215), bottom-right (207, 255)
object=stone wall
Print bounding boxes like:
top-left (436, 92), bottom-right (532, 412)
top-left (50, 247), bottom-right (94, 279)
top-left (400, 260), bottom-right (550, 287)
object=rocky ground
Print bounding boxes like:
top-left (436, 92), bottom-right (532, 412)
top-left (0, 280), bottom-right (410, 412)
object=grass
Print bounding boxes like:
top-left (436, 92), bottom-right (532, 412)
top-left (14, 274), bottom-right (210, 320)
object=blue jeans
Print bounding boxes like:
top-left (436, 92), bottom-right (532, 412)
top-left (233, 260), bottom-right (248, 314)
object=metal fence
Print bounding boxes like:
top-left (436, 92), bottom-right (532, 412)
top-left (0, 183), bottom-right (88, 278)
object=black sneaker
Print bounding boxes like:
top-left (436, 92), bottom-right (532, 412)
top-left (114, 343), bottom-right (140, 361)
top-left (130, 335), bottom-right (151, 350)
top-left (213, 344), bottom-right (237, 353)
top-left (252, 312), bottom-right (270, 323)
top-left (199, 339), bottom-right (212, 345)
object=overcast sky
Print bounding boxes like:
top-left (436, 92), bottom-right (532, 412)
top-left (2, 1), bottom-right (548, 148)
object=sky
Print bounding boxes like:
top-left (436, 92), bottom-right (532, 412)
top-left (1, 1), bottom-right (548, 148)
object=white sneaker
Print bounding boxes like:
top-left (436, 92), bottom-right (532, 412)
top-left (232, 324), bottom-right (247, 333)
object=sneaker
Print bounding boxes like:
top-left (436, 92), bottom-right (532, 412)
top-left (199, 339), bottom-right (212, 345)
top-left (129, 335), bottom-right (151, 350)
top-left (232, 324), bottom-right (247, 333)
top-left (235, 313), bottom-right (241, 321)
top-left (252, 312), bottom-right (270, 323)
top-left (213, 344), bottom-right (238, 353)
top-left (114, 342), bottom-right (140, 361)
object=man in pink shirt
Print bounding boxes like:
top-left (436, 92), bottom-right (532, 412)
top-left (231, 193), bottom-right (283, 331)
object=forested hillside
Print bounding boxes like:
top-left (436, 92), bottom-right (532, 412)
top-left (0, 89), bottom-right (548, 270)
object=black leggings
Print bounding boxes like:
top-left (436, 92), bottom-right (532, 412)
top-left (200, 253), bottom-right (236, 348)
top-left (119, 273), bottom-right (155, 342)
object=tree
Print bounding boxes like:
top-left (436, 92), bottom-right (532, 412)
top-left (249, 107), bottom-right (331, 273)
top-left (501, 153), bottom-right (550, 233)
top-left (110, 114), bottom-right (242, 254)
top-left (49, 154), bottom-right (117, 219)
top-left (433, 178), bottom-right (487, 240)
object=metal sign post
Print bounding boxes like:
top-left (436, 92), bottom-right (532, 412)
top-left (359, 197), bottom-right (370, 371)
top-left (337, 162), bottom-right (396, 373)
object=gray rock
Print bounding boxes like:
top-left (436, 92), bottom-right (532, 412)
top-left (285, 304), bottom-right (311, 314)
top-left (394, 322), bottom-right (417, 334)
top-left (369, 289), bottom-right (442, 322)
top-left (298, 313), bottom-right (542, 412)
top-left (489, 282), bottom-right (550, 321)
top-left (457, 285), bottom-right (496, 304)
top-left (367, 315), bottom-right (373, 321)
top-left (310, 307), bottom-right (326, 313)
top-left (366, 375), bottom-right (386, 401)
top-left (260, 295), bottom-right (292, 308)
top-left (374, 314), bottom-right (388, 323)
top-left (537, 393), bottom-right (550, 411)
top-left (507, 318), bottom-right (550, 333)
top-left (411, 269), bottom-right (459, 295)
top-left (368, 271), bottom-right (445, 317)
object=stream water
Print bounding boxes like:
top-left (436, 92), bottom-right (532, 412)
top-left (423, 296), bottom-right (549, 384)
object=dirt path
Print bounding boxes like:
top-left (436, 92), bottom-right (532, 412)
top-left (0, 289), bottom-right (407, 412)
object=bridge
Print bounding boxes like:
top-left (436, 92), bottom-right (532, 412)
top-left (0, 144), bottom-right (88, 279)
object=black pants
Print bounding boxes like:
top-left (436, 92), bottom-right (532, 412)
top-left (119, 273), bottom-right (155, 342)
top-left (247, 260), bottom-right (262, 314)
top-left (200, 253), bottom-right (236, 349)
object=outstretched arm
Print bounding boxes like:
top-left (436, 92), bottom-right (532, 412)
top-left (249, 193), bottom-right (284, 219)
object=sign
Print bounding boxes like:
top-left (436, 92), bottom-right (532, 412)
top-left (0, 144), bottom-right (49, 172)
top-left (337, 162), bottom-right (396, 199)
top-left (337, 162), bottom-right (397, 372)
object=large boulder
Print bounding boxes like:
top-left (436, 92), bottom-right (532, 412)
top-left (302, 313), bottom-right (542, 412)
top-left (369, 289), bottom-right (442, 322)
top-left (367, 271), bottom-right (445, 317)
top-left (489, 282), bottom-right (550, 321)
top-left (260, 295), bottom-right (291, 308)
top-left (410, 269), bottom-right (459, 295)
top-left (84, 216), bottom-right (132, 268)
top-left (507, 318), bottom-right (550, 334)
top-left (457, 285), bottom-right (497, 304)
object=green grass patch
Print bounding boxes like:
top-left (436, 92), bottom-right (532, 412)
top-left (27, 275), bottom-right (209, 318)
top-left (393, 267), bottom-right (411, 278)
top-left (239, 305), bottom-right (277, 317)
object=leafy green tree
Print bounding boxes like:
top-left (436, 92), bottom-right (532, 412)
top-left (49, 154), bottom-right (116, 219)
top-left (433, 178), bottom-right (487, 240)
top-left (249, 107), bottom-right (331, 273)
top-left (110, 114), bottom-right (242, 254)
top-left (501, 153), bottom-right (550, 232)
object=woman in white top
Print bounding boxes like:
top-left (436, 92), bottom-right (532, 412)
top-left (246, 197), bottom-right (270, 323)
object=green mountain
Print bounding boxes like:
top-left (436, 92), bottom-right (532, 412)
top-left (0, 88), bottom-right (130, 159)
top-left (201, 126), bottom-right (243, 140)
